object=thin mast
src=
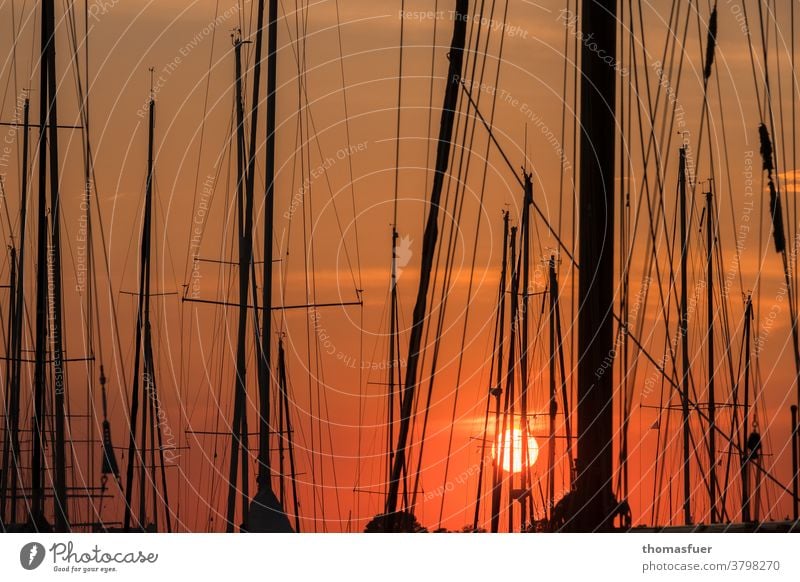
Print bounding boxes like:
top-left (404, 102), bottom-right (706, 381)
top-left (519, 172), bottom-right (533, 529)
top-left (123, 86), bottom-right (156, 531)
top-left (3, 96), bottom-right (29, 525)
top-left (548, 256), bottom-right (558, 521)
top-left (489, 211), bottom-right (510, 533)
top-left (678, 146), bottom-right (692, 525)
top-left (503, 228), bottom-right (519, 531)
top-left (226, 35), bottom-right (253, 531)
top-left (278, 340), bottom-right (300, 531)
top-left (741, 296), bottom-right (753, 521)
top-left (388, 227), bottom-right (398, 491)
top-left (706, 189), bottom-right (717, 523)
top-left (258, 0), bottom-right (278, 490)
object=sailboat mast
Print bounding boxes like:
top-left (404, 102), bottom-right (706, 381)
top-left (548, 256), bottom-right (557, 520)
top-left (575, 0), bottom-right (617, 531)
top-left (1, 247), bottom-right (17, 523)
top-left (278, 340), bottom-right (300, 531)
top-left (31, 0), bottom-right (68, 531)
top-left (385, 0), bottom-right (469, 522)
top-left (123, 88), bottom-right (156, 531)
top-left (226, 35), bottom-right (253, 531)
top-left (519, 173), bottom-right (533, 529)
top-left (678, 146), bottom-right (692, 525)
top-left (258, 0), bottom-right (278, 487)
top-left (3, 96), bottom-right (29, 525)
top-left (489, 211), bottom-right (510, 533)
top-left (706, 189), bottom-right (717, 523)
top-left (388, 228), bottom-right (398, 489)
top-left (503, 228), bottom-right (519, 531)
top-left (741, 296), bottom-right (753, 521)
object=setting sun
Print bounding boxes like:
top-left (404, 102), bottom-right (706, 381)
top-left (493, 428), bottom-right (539, 473)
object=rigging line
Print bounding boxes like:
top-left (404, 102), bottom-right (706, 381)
top-left (622, 0), bottom-right (692, 342)
top-left (617, 310), bottom-right (798, 502)
top-left (458, 81), bottom-right (577, 267)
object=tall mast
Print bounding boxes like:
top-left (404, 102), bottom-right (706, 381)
top-left (503, 228), bottom-right (519, 531)
top-left (741, 296), bottom-right (753, 521)
top-left (388, 227), bottom-right (399, 490)
top-left (519, 173), bottom-right (533, 529)
top-left (574, 0), bottom-right (617, 531)
top-left (277, 340), bottom-right (300, 531)
top-left (258, 0), bottom-right (278, 490)
top-left (32, 0), bottom-right (68, 531)
top-left (385, 0), bottom-right (469, 522)
top-left (2, 96), bottom-right (29, 525)
top-left (678, 146), bottom-right (692, 525)
top-left (1, 247), bottom-right (17, 523)
top-left (123, 86), bottom-right (156, 531)
top-left (226, 35), bottom-right (253, 531)
top-left (548, 256), bottom-right (558, 520)
top-left (705, 189), bottom-right (717, 523)
top-left (489, 211), bottom-right (510, 532)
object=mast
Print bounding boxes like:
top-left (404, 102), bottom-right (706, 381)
top-left (2, 96), bottom-right (29, 525)
top-left (705, 189), bottom-right (717, 523)
top-left (385, 0), bottom-right (469, 522)
top-left (503, 228), bottom-right (519, 531)
top-left (388, 227), bottom-right (398, 491)
top-left (489, 211), bottom-right (510, 533)
top-left (32, 0), bottom-right (68, 531)
top-left (741, 296), bottom-right (753, 521)
top-left (123, 87), bottom-right (156, 531)
top-left (791, 405), bottom-right (799, 521)
top-left (1, 247), bottom-right (17, 523)
top-left (548, 256), bottom-right (558, 520)
top-left (574, 0), bottom-right (617, 531)
top-left (678, 146), bottom-right (692, 525)
top-left (257, 0), bottom-right (277, 491)
top-left (519, 172), bottom-right (533, 529)
top-left (226, 34), bottom-right (253, 531)
top-left (277, 340), bottom-right (300, 531)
